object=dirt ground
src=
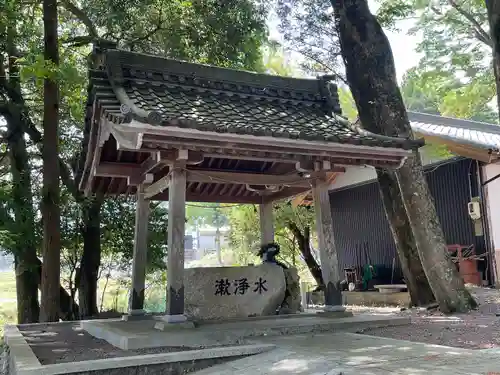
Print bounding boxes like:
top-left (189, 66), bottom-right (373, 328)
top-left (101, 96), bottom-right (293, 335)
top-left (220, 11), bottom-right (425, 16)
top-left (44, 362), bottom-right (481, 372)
top-left (15, 287), bottom-right (500, 365)
top-left (18, 322), bottom-right (199, 365)
top-left (360, 286), bottom-right (500, 349)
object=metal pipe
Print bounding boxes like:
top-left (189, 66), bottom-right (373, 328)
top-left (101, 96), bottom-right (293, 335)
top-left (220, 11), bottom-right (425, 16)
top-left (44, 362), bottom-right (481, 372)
top-left (482, 172), bottom-right (500, 187)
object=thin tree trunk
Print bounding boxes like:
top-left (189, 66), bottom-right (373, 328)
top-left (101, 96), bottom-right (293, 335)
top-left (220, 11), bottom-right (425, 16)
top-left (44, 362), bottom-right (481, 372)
top-left (40, 0), bottom-right (61, 322)
top-left (377, 169), bottom-right (435, 306)
top-left (77, 198), bottom-right (102, 318)
top-left (486, 0), bottom-right (500, 114)
top-left (34, 258), bottom-right (80, 320)
top-left (287, 222), bottom-right (324, 288)
top-left (3, 23), bottom-right (40, 324)
top-left (333, 0), bottom-right (476, 313)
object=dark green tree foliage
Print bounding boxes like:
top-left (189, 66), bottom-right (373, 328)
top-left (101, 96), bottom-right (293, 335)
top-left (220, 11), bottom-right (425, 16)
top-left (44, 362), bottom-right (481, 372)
top-left (0, 0), bottom-right (269, 322)
top-left (377, 0), bottom-right (498, 122)
top-left (276, 0), bottom-right (343, 75)
top-left (486, 0), bottom-right (500, 117)
top-left (66, 0), bottom-right (268, 71)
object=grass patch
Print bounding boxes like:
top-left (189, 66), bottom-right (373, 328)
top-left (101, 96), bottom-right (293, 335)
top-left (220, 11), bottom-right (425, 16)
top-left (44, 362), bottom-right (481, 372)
top-left (0, 271), bottom-right (17, 343)
top-left (0, 270), bottom-right (165, 339)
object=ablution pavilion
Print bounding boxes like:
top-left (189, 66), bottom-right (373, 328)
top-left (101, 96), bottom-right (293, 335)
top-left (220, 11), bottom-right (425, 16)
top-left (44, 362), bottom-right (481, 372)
top-left (76, 41), bottom-right (422, 325)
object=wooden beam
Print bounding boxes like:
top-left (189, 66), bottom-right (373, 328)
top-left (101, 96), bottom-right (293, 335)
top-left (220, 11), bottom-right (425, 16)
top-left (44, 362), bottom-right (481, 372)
top-left (151, 190), bottom-right (261, 203)
top-left (417, 133), bottom-right (493, 163)
top-left (262, 187), bottom-right (311, 203)
top-left (136, 145), bottom-right (405, 168)
top-left (292, 172), bottom-right (339, 208)
top-left (95, 162), bottom-right (345, 187)
top-left (291, 191), bottom-right (310, 208)
top-left (134, 124), bottom-right (412, 158)
top-left (96, 150), bottom-right (205, 184)
top-left (186, 169), bottom-right (344, 187)
top-left (144, 174), bottom-right (170, 200)
top-left (95, 162), bottom-right (143, 177)
top-left (146, 135), bottom-right (408, 163)
top-left (127, 151), bottom-right (172, 185)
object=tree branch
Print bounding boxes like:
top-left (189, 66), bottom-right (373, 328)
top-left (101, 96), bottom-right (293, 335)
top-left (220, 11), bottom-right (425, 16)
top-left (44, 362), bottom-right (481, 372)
top-left (1, 79), bottom-right (84, 203)
top-left (448, 0), bottom-right (493, 47)
top-left (125, 8), bottom-right (164, 50)
top-left (58, 0), bottom-right (98, 40)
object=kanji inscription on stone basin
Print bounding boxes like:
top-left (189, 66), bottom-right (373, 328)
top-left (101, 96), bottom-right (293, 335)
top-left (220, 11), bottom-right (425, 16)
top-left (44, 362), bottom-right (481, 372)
top-left (183, 263), bottom-right (286, 320)
top-left (214, 277), bottom-right (268, 296)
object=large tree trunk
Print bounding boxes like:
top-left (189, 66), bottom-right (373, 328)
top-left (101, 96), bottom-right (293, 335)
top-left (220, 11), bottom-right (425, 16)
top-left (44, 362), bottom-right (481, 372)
top-left (40, 0), bottom-right (61, 322)
top-left (8, 120), bottom-right (40, 324)
top-left (376, 169), bottom-right (435, 306)
top-left (287, 222), bottom-right (324, 288)
top-left (333, 0), bottom-right (476, 313)
top-left (486, 0), bottom-right (500, 115)
top-left (4, 23), bottom-right (40, 324)
top-left (77, 198), bottom-right (102, 318)
top-left (2, 21), bottom-right (80, 322)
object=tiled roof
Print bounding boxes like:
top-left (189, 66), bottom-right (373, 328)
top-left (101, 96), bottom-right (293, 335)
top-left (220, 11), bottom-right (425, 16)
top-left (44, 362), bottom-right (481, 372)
top-left (89, 48), bottom-right (421, 150)
top-left (409, 112), bottom-right (500, 152)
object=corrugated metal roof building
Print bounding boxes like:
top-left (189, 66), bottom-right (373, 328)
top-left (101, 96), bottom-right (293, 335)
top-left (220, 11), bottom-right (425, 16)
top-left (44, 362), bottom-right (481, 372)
top-left (328, 112), bottom-right (500, 286)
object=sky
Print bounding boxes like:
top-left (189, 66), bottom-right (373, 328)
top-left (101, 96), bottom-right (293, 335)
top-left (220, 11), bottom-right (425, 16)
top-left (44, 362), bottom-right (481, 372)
top-left (268, 0), bottom-right (422, 83)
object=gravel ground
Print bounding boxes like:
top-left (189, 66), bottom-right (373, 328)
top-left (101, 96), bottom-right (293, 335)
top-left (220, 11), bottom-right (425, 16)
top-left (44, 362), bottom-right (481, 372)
top-left (18, 322), bottom-right (225, 365)
top-left (360, 287), bottom-right (500, 349)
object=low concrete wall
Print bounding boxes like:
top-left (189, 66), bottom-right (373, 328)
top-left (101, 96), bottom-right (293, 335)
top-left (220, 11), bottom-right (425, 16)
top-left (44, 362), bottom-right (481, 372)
top-left (4, 321), bottom-right (275, 375)
top-left (309, 291), bottom-right (410, 307)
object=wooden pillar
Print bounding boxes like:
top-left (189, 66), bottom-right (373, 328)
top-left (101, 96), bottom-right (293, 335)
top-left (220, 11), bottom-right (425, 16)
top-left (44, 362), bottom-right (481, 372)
top-left (259, 202), bottom-right (274, 245)
top-left (312, 179), bottom-right (344, 311)
top-left (127, 186), bottom-right (150, 317)
top-left (164, 165), bottom-right (187, 322)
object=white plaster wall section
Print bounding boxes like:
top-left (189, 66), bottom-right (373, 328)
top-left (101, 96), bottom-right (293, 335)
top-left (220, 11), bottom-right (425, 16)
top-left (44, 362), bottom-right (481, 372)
top-left (329, 165), bottom-right (376, 191)
top-left (485, 163), bottom-right (500, 251)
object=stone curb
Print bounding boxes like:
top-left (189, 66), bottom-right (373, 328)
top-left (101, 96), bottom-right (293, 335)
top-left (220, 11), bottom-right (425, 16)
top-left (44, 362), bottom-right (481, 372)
top-left (3, 324), bottom-right (41, 374)
top-left (3, 324), bottom-right (276, 375)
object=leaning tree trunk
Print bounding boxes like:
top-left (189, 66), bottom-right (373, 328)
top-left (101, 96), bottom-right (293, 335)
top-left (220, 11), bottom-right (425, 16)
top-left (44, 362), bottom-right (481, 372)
top-left (288, 222), bottom-right (324, 288)
top-left (77, 198), bottom-right (102, 318)
top-left (486, 0), bottom-right (500, 116)
top-left (377, 169), bottom-right (435, 306)
top-left (40, 0), bottom-right (61, 322)
top-left (333, 0), bottom-right (476, 313)
top-left (4, 24), bottom-right (40, 324)
top-left (33, 258), bottom-right (80, 320)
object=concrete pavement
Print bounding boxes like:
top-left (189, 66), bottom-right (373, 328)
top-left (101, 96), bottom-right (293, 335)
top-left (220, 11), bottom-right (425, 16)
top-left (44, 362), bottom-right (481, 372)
top-left (192, 332), bottom-right (500, 374)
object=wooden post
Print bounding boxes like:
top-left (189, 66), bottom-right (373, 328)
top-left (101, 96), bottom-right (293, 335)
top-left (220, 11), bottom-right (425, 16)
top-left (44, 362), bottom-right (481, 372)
top-left (164, 165), bottom-right (187, 322)
top-left (312, 179), bottom-right (344, 311)
top-left (259, 202), bottom-right (274, 245)
top-left (125, 186), bottom-right (150, 319)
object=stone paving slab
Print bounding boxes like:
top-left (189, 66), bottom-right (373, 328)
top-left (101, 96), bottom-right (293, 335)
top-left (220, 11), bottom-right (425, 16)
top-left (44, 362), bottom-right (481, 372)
top-left (190, 332), bottom-right (500, 375)
top-left (81, 314), bottom-right (410, 350)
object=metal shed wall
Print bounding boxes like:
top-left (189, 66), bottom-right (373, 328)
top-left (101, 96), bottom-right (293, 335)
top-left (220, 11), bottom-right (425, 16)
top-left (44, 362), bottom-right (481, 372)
top-left (329, 158), bottom-right (486, 283)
